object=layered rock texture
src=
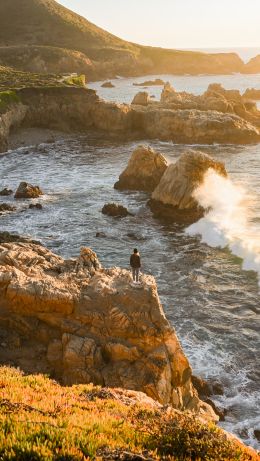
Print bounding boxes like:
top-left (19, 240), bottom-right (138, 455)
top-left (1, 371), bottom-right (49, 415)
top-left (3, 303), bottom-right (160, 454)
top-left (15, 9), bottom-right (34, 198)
top-left (150, 151), bottom-right (227, 222)
top-left (1, 78), bottom-right (260, 153)
top-left (0, 241), bottom-right (215, 419)
top-left (114, 145), bottom-right (168, 192)
top-left (14, 182), bottom-right (43, 199)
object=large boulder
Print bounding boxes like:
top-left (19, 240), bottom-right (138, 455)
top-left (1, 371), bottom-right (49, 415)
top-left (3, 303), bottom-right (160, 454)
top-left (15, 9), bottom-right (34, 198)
top-left (131, 91), bottom-right (150, 106)
top-left (14, 182), bottom-right (43, 199)
top-left (0, 241), bottom-right (216, 420)
top-left (102, 203), bottom-right (133, 217)
top-left (149, 150), bottom-right (227, 223)
top-left (114, 145), bottom-right (168, 192)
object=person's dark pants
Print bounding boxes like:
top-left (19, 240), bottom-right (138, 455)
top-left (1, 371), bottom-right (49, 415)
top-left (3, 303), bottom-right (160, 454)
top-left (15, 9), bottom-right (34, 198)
top-left (132, 268), bottom-right (140, 282)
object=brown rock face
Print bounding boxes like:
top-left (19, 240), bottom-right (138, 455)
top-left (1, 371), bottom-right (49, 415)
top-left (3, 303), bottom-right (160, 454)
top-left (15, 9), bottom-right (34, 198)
top-left (150, 150), bottom-right (227, 222)
top-left (131, 92), bottom-right (150, 106)
top-left (102, 203), bottom-right (132, 217)
top-left (0, 241), bottom-right (215, 419)
top-left (243, 88), bottom-right (260, 100)
top-left (114, 145), bottom-right (168, 192)
top-left (14, 182), bottom-right (43, 199)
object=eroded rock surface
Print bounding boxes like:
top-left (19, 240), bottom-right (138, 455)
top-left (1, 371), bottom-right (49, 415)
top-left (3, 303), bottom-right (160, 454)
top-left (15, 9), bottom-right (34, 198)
top-left (14, 181), bottom-right (43, 199)
top-left (0, 242), bottom-right (215, 419)
top-left (114, 145), bottom-right (168, 192)
top-left (131, 92), bottom-right (150, 106)
top-left (150, 150), bottom-right (227, 222)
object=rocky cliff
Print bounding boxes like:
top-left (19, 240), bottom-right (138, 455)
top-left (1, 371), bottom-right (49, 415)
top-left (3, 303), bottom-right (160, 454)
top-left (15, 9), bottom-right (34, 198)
top-left (1, 82), bottom-right (260, 153)
top-left (0, 241), bottom-right (215, 420)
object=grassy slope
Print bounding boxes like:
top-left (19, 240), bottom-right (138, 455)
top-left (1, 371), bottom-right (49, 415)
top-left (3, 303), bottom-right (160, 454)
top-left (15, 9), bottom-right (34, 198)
top-left (0, 367), bottom-right (258, 461)
top-left (0, 0), bottom-right (244, 78)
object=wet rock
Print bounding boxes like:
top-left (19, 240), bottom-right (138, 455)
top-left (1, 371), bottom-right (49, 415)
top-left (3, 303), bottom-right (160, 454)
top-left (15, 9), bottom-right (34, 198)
top-left (15, 182), bottom-right (43, 199)
top-left (204, 398), bottom-right (226, 421)
top-left (127, 232), bottom-right (146, 241)
top-left (96, 231), bottom-right (107, 238)
top-left (0, 231), bottom-right (41, 245)
top-left (133, 78), bottom-right (165, 87)
top-left (114, 145), bottom-right (168, 192)
top-left (0, 188), bottom-right (13, 196)
top-left (0, 203), bottom-right (16, 214)
top-left (29, 203), bottom-right (43, 210)
top-left (192, 375), bottom-right (212, 397)
top-left (101, 81), bottom-right (115, 88)
top-left (131, 92), bottom-right (150, 106)
top-left (102, 203), bottom-right (133, 218)
top-left (150, 150), bottom-right (227, 223)
top-left (254, 429), bottom-right (260, 442)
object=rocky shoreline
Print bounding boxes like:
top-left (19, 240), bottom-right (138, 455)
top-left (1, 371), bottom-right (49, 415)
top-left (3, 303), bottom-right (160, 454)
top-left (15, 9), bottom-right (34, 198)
top-left (1, 80), bottom-right (260, 153)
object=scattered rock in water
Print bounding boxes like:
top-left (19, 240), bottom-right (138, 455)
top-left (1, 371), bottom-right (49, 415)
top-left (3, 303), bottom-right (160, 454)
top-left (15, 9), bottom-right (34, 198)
top-left (204, 398), bottom-right (226, 422)
top-left (127, 232), bottom-right (146, 241)
top-left (0, 231), bottom-right (41, 245)
top-left (133, 78), bottom-right (165, 87)
top-left (191, 376), bottom-right (226, 421)
top-left (150, 150), bottom-right (227, 223)
top-left (15, 182), bottom-right (43, 199)
top-left (101, 81), bottom-right (115, 88)
top-left (114, 145), bottom-right (168, 192)
top-left (0, 203), bottom-right (16, 214)
top-left (102, 203), bottom-right (133, 218)
top-left (29, 203), bottom-right (43, 210)
top-left (0, 188), bottom-right (13, 196)
top-left (96, 231), bottom-right (107, 238)
top-left (254, 429), bottom-right (260, 442)
top-left (131, 91), bottom-right (150, 106)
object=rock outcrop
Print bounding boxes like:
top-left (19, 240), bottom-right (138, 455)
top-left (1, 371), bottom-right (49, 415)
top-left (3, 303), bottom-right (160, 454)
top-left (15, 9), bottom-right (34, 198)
top-left (133, 79), bottom-right (165, 87)
top-left (243, 88), bottom-right (260, 100)
top-left (0, 241), bottom-right (216, 419)
top-left (0, 203), bottom-right (16, 214)
top-left (102, 203), bottom-right (132, 217)
top-left (149, 150), bottom-right (227, 222)
top-left (101, 81), bottom-right (115, 88)
top-left (0, 188), bottom-right (13, 196)
top-left (114, 145), bottom-right (168, 192)
top-left (14, 182), bottom-right (43, 199)
top-left (131, 92), bottom-right (150, 106)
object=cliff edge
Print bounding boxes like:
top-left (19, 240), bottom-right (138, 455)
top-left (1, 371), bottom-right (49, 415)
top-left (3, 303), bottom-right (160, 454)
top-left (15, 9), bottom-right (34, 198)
top-left (0, 241), bottom-right (215, 421)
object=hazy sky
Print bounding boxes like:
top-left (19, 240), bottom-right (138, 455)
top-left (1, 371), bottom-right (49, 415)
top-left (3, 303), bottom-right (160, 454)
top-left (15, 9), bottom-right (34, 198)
top-left (57, 0), bottom-right (260, 49)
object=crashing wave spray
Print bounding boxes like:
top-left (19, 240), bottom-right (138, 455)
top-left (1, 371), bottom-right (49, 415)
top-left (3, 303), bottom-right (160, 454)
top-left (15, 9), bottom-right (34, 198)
top-left (186, 168), bottom-right (260, 286)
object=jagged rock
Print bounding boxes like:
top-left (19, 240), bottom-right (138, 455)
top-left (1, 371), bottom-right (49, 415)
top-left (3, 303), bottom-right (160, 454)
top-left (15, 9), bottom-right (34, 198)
top-left (0, 203), bottom-right (16, 214)
top-left (101, 81), bottom-right (115, 88)
top-left (96, 232), bottom-right (107, 238)
top-left (131, 92), bottom-right (150, 106)
top-left (0, 188), bottom-right (13, 196)
top-left (15, 182), bottom-right (43, 199)
top-left (161, 82), bottom-right (182, 103)
top-left (114, 145), bottom-right (168, 192)
top-left (243, 88), bottom-right (260, 100)
top-left (102, 203), bottom-right (132, 217)
top-left (133, 79), bottom-right (165, 87)
top-left (149, 150), bottom-right (227, 223)
top-left (29, 203), bottom-right (43, 210)
top-left (0, 242), bottom-right (217, 420)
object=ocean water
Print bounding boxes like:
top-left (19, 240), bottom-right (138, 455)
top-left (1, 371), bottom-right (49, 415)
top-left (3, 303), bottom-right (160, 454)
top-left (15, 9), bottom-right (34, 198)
top-left (1, 75), bottom-right (260, 450)
top-left (88, 73), bottom-right (260, 106)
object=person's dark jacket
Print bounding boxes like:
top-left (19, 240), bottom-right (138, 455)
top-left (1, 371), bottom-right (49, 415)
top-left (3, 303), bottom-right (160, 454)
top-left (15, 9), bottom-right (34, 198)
top-left (130, 253), bottom-right (141, 268)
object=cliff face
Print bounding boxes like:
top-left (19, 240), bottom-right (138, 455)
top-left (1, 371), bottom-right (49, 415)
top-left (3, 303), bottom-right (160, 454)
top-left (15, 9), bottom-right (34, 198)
top-left (0, 241), bottom-right (215, 420)
top-left (1, 84), bottom-right (260, 153)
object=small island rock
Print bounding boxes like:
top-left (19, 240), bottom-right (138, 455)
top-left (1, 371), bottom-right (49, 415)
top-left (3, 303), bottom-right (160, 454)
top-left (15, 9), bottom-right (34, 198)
top-left (15, 182), bottom-right (43, 199)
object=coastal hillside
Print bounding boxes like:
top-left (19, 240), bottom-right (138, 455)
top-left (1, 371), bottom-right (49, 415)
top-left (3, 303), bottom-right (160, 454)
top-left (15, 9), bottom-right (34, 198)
top-left (0, 0), bottom-right (245, 78)
top-left (0, 366), bottom-right (258, 460)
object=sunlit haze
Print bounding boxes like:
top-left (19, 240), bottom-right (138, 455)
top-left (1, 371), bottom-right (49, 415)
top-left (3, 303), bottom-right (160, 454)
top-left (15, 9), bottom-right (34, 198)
top-left (57, 0), bottom-right (260, 49)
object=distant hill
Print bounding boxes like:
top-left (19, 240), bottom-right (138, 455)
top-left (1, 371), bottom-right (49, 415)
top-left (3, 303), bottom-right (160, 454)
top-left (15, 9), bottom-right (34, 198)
top-left (0, 0), bottom-right (245, 79)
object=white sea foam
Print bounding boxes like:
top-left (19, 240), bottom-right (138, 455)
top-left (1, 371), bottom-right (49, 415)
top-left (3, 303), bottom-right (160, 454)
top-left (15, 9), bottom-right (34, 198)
top-left (186, 169), bottom-right (260, 286)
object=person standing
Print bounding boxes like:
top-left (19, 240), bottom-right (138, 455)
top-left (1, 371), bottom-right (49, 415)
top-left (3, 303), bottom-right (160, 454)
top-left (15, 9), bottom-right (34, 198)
top-left (130, 248), bottom-right (141, 283)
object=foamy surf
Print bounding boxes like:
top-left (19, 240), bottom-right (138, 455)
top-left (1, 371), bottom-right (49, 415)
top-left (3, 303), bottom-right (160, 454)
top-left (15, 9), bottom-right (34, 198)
top-left (186, 169), bottom-right (260, 287)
